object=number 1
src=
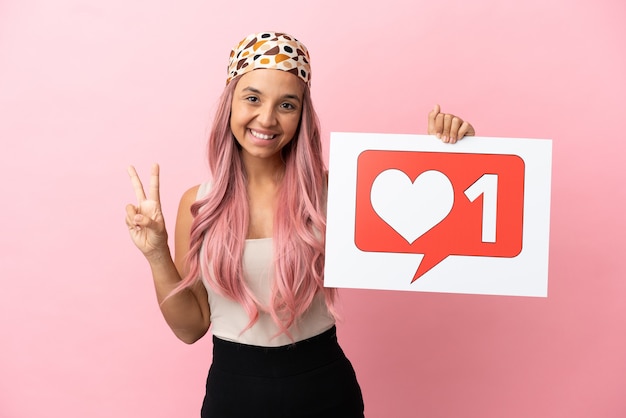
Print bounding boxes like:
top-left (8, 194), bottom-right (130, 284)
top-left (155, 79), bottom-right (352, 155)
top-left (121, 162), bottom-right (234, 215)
top-left (464, 174), bottom-right (498, 243)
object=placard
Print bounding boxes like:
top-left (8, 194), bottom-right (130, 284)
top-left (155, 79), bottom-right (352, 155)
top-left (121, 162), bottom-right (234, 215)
top-left (324, 133), bottom-right (552, 297)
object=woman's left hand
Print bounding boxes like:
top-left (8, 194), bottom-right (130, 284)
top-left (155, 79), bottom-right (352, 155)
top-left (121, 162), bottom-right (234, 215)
top-left (428, 104), bottom-right (475, 144)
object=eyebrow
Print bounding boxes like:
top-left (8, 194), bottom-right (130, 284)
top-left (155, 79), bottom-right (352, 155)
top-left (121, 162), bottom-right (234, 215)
top-left (242, 86), bottom-right (302, 102)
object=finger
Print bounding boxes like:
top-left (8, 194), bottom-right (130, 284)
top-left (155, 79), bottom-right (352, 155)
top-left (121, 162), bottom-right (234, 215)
top-left (449, 116), bottom-right (462, 144)
top-left (457, 121), bottom-right (475, 139)
top-left (125, 204), bottom-right (141, 230)
top-left (125, 203), bottom-right (154, 230)
top-left (442, 114), bottom-right (453, 143)
top-left (127, 165), bottom-right (146, 202)
top-left (434, 112), bottom-right (445, 139)
top-left (428, 104), bottom-right (441, 135)
top-left (148, 163), bottom-right (160, 203)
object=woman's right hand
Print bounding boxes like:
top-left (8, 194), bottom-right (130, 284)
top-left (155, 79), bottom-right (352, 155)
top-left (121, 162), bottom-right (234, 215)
top-left (125, 164), bottom-right (169, 259)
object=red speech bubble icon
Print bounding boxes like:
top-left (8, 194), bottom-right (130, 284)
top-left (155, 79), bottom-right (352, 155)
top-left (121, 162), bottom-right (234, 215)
top-left (355, 151), bottom-right (525, 282)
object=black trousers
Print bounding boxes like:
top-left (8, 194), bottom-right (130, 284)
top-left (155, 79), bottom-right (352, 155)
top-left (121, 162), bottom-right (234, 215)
top-left (201, 326), bottom-right (365, 418)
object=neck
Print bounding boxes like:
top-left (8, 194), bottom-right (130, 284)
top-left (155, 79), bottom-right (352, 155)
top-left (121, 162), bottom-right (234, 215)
top-left (241, 151), bottom-right (286, 186)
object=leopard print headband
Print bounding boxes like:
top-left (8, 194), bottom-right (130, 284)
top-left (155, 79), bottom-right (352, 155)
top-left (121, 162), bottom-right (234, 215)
top-left (226, 32), bottom-right (311, 86)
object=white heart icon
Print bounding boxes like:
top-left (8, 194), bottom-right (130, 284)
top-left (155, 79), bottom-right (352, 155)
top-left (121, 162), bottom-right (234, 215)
top-left (370, 169), bottom-right (454, 244)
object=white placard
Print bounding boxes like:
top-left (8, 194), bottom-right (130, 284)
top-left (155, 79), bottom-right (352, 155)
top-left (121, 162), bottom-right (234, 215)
top-left (324, 133), bottom-right (552, 297)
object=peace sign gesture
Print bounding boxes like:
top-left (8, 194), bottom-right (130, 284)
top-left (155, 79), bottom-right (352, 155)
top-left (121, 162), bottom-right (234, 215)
top-left (125, 164), bottom-right (169, 258)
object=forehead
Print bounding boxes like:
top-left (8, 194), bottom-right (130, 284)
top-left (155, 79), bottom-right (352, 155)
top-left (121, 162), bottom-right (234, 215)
top-left (235, 69), bottom-right (304, 97)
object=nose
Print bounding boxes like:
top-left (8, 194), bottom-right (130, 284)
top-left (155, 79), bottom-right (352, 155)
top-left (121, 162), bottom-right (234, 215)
top-left (257, 103), bottom-right (277, 127)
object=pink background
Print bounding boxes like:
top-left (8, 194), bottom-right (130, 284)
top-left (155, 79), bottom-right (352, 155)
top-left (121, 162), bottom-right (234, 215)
top-left (1, 1), bottom-right (625, 417)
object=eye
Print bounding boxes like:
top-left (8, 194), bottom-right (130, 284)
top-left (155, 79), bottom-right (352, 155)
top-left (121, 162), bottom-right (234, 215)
top-left (245, 96), bottom-right (259, 103)
top-left (280, 102), bottom-right (296, 110)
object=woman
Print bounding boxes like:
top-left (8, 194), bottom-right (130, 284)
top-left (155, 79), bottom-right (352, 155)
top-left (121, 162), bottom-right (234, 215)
top-left (126, 31), bottom-right (474, 418)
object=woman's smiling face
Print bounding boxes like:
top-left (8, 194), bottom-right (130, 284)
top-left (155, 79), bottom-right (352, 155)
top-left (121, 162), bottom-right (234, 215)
top-left (230, 69), bottom-right (304, 165)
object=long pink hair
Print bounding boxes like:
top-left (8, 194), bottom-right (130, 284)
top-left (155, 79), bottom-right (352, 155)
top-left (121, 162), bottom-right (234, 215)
top-left (176, 74), bottom-right (336, 337)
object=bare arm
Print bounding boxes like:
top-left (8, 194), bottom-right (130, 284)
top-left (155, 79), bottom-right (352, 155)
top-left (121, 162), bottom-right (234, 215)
top-left (125, 164), bottom-right (210, 344)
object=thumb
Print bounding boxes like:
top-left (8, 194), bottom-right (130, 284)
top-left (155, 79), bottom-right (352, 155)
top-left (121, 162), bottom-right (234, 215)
top-left (428, 104), bottom-right (441, 134)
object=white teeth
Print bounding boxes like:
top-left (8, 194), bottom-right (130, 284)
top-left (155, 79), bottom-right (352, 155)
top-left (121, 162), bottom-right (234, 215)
top-left (250, 129), bottom-right (275, 140)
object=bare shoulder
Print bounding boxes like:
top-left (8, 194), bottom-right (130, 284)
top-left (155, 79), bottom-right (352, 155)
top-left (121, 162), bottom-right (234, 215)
top-left (176, 185), bottom-right (201, 226)
top-left (180, 184), bottom-right (201, 207)
top-left (174, 184), bottom-right (201, 272)
top-left (176, 184), bottom-right (201, 232)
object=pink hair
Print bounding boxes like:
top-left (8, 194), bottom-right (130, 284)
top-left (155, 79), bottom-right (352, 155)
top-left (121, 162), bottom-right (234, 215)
top-left (175, 75), bottom-right (336, 338)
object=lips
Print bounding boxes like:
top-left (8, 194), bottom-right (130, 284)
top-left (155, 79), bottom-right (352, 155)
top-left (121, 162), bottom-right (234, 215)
top-left (250, 129), bottom-right (276, 140)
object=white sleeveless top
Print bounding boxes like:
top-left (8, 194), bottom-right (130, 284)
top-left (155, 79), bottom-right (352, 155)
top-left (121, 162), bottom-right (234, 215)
top-left (196, 183), bottom-right (335, 347)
